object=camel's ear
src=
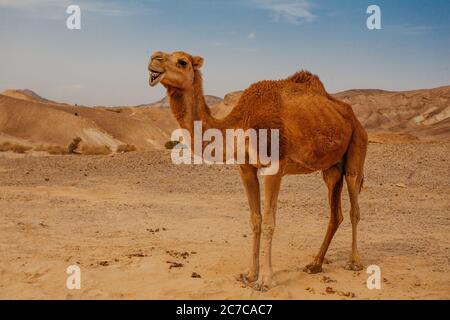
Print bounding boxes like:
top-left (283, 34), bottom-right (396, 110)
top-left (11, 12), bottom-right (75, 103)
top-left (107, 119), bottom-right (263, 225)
top-left (192, 56), bottom-right (204, 70)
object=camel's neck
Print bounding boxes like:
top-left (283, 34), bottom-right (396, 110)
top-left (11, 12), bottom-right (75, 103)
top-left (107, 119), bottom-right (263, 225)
top-left (167, 71), bottom-right (238, 137)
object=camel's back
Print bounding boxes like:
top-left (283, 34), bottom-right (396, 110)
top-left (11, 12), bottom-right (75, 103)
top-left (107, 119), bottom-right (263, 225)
top-left (230, 71), bottom-right (358, 168)
top-left (233, 71), bottom-right (355, 130)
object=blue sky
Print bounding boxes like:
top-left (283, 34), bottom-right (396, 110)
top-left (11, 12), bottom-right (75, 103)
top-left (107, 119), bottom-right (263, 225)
top-left (0, 0), bottom-right (449, 106)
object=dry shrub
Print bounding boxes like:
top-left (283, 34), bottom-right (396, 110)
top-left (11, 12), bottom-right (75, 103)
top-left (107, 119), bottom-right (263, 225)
top-left (35, 145), bottom-right (69, 155)
top-left (0, 142), bottom-right (32, 153)
top-left (81, 145), bottom-right (112, 155)
top-left (117, 144), bottom-right (137, 153)
top-left (68, 137), bottom-right (82, 154)
top-left (165, 140), bottom-right (180, 150)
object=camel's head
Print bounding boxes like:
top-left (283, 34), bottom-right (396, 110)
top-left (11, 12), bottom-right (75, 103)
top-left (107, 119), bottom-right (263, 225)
top-left (148, 51), bottom-right (204, 90)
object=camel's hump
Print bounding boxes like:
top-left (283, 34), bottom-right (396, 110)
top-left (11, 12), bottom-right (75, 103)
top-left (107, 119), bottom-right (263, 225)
top-left (238, 70), bottom-right (328, 106)
top-left (286, 70), bottom-right (328, 96)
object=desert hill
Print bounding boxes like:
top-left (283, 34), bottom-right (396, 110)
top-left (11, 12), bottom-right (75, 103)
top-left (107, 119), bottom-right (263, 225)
top-left (138, 95), bottom-right (222, 108)
top-left (334, 86), bottom-right (450, 140)
top-left (0, 92), bottom-right (178, 152)
top-left (2, 89), bottom-right (57, 104)
top-left (210, 91), bottom-right (242, 119)
top-left (210, 86), bottom-right (450, 141)
top-left (0, 85), bottom-right (449, 155)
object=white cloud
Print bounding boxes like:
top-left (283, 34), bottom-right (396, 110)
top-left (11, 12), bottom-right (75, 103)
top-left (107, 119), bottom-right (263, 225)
top-left (248, 32), bottom-right (256, 39)
top-left (252, 0), bottom-right (316, 25)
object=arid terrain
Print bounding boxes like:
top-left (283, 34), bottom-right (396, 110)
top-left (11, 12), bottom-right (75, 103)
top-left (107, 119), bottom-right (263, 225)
top-left (0, 87), bottom-right (449, 299)
top-left (1, 86), bottom-right (449, 152)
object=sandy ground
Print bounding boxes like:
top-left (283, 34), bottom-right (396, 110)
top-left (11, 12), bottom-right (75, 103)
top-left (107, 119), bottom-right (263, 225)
top-left (0, 142), bottom-right (449, 300)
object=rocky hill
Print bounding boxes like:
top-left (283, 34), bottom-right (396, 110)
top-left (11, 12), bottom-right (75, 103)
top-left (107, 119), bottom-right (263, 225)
top-left (0, 84), bottom-right (449, 155)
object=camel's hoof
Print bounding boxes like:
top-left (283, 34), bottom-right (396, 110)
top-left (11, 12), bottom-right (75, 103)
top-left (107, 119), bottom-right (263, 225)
top-left (344, 262), bottom-right (364, 271)
top-left (303, 263), bottom-right (323, 274)
top-left (252, 275), bottom-right (273, 292)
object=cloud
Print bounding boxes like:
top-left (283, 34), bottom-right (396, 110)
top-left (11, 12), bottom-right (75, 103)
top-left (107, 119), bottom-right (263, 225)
top-left (252, 0), bottom-right (316, 25)
top-left (248, 32), bottom-right (256, 39)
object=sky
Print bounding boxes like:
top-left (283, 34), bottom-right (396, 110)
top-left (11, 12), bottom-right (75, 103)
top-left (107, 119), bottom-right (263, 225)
top-left (0, 0), bottom-right (449, 106)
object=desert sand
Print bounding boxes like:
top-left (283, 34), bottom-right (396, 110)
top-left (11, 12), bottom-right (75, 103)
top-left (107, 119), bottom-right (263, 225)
top-left (0, 141), bottom-right (449, 299)
top-left (0, 87), bottom-right (449, 299)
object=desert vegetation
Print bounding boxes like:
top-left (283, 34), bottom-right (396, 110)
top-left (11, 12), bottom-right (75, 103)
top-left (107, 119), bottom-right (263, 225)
top-left (164, 140), bottom-right (180, 150)
top-left (68, 137), bottom-right (82, 154)
top-left (0, 138), bottom-right (133, 156)
top-left (117, 144), bottom-right (137, 153)
top-left (0, 142), bottom-right (32, 153)
top-left (35, 144), bottom-right (70, 155)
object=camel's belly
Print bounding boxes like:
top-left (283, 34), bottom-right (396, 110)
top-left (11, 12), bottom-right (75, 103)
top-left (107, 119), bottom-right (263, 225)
top-left (283, 162), bottom-right (316, 175)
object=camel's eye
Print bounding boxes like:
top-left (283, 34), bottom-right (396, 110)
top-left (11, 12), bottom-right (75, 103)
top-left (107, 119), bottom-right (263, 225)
top-left (178, 59), bottom-right (188, 67)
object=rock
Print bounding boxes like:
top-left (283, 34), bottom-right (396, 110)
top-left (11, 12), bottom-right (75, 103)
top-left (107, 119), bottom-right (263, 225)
top-left (321, 276), bottom-right (337, 283)
top-left (167, 261), bottom-right (183, 269)
top-left (338, 291), bottom-right (356, 298)
top-left (325, 287), bottom-right (336, 294)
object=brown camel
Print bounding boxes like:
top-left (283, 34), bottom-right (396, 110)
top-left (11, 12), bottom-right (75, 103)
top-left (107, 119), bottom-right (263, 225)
top-left (148, 50), bottom-right (368, 291)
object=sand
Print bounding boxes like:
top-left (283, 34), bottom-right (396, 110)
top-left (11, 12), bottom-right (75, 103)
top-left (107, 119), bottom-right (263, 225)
top-left (0, 142), bottom-right (449, 300)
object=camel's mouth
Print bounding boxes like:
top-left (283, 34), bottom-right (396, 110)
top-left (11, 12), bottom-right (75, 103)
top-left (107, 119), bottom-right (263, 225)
top-left (149, 70), bottom-right (165, 87)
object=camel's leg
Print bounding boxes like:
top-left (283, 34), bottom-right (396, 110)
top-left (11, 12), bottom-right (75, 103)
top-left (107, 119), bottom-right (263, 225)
top-left (344, 174), bottom-right (364, 271)
top-left (303, 164), bottom-right (344, 274)
top-left (238, 165), bottom-right (261, 284)
top-left (344, 125), bottom-right (368, 271)
top-left (254, 172), bottom-right (283, 291)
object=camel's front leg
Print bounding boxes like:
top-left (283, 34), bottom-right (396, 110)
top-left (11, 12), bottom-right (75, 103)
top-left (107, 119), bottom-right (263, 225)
top-left (254, 172), bottom-right (283, 291)
top-left (238, 165), bottom-right (261, 284)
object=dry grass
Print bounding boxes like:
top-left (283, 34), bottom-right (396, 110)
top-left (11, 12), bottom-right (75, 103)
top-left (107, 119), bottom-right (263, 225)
top-left (117, 144), bottom-right (137, 153)
top-left (81, 145), bottom-right (112, 155)
top-left (0, 142), bottom-right (32, 153)
top-left (35, 145), bottom-right (69, 155)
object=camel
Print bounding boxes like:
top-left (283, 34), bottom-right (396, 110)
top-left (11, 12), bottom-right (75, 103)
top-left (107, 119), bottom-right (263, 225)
top-left (148, 50), bottom-right (368, 291)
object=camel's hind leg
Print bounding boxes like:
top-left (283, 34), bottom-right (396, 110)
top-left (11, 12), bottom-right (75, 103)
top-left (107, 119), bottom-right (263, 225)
top-left (344, 124), bottom-right (368, 271)
top-left (304, 164), bottom-right (344, 274)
